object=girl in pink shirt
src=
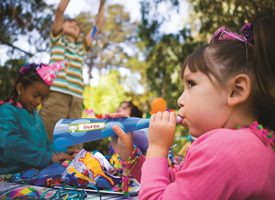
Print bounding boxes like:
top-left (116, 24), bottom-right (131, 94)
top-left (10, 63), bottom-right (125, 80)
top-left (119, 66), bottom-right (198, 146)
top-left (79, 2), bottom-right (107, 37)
top-left (104, 16), bottom-right (275, 199)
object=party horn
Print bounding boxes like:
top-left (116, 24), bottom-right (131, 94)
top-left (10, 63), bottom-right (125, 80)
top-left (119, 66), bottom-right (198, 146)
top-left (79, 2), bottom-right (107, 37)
top-left (53, 116), bottom-right (182, 148)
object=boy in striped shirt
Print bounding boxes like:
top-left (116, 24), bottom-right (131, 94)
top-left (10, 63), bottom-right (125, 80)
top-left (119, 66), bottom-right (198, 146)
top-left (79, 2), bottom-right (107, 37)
top-left (40, 0), bottom-right (105, 149)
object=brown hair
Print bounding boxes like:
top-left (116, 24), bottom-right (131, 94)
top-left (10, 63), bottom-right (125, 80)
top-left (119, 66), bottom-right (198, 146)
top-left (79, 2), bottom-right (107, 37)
top-left (63, 18), bottom-right (82, 38)
top-left (7, 66), bottom-right (46, 106)
top-left (121, 101), bottom-right (143, 118)
top-left (180, 15), bottom-right (275, 130)
top-left (64, 18), bottom-right (81, 30)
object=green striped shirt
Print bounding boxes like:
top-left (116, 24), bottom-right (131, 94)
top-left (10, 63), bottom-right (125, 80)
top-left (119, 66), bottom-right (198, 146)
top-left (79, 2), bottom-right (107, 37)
top-left (49, 31), bottom-right (87, 99)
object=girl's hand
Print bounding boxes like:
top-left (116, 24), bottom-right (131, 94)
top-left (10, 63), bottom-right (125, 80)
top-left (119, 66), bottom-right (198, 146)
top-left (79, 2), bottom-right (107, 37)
top-left (66, 147), bottom-right (80, 158)
top-left (146, 111), bottom-right (177, 159)
top-left (50, 152), bottom-right (73, 165)
top-left (103, 113), bottom-right (134, 161)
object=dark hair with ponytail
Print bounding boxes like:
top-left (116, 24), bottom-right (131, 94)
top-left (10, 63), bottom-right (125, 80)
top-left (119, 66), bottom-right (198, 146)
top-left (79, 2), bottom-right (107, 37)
top-left (7, 63), bottom-right (46, 106)
top-left (251, 15), bottom-right (275, 130)
top-left (121, 101), bottom-right (143, 118)
top-left (180, 15), bottom-right (275, 130)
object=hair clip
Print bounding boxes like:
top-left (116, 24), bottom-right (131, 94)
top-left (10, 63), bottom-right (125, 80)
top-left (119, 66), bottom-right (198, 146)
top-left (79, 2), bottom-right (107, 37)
top-left (19, 63), bottom-right (47, 74)
top-left (241, 23), bottom-right (254, 44)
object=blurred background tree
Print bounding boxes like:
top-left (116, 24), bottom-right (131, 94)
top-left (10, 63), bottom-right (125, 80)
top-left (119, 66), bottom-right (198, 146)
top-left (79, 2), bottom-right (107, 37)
top-left (0, 59), bottom-right (26, 101)
top-left (0, 0), bottom-right (54, 101)
top-left (0, 0), bottom-right (54, 58)
top-left (82, 70), bottom-right (130, 116)
top-left (76, 4), bottom-right (138, 78)
top-left (186, 0), bottom-right (275, 42)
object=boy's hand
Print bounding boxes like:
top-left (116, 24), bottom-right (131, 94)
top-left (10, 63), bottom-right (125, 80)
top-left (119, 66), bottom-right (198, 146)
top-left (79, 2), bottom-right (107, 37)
top-left (103, 113), bottom-right (134, 161)
top-left (85, 0), bottom-right (105, 47)
top-left (146, 111), bottom-right (177, 159)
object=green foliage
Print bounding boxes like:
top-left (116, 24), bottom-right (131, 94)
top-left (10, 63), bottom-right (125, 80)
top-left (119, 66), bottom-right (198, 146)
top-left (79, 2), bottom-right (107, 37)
top-left (186, 0), bottom-right (275, 42)
top-left (76, 4), bottom-right (136, 77)
top-left (0, 0), bottom-right (54, 57)
top-left (138, 0), bottom-right (180, 47)
top-left (82, 70), bottom-right (129, 116)
top-left (0, 59), bottom-right (26, 101)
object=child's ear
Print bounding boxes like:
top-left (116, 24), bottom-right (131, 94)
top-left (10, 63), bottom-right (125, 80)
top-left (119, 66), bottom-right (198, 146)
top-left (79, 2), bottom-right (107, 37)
top-left (227, 74), bottom-right (252, 106)
top-left (16, 82), bottom-right (24, 95)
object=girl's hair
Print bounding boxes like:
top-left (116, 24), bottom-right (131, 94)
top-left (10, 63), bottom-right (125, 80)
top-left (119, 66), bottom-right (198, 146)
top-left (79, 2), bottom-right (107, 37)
top-left (8, 64), bottom-right (46, 106)
top-left (121, 101), bottom-right (143, 118)
top-left (180, 15), bottom-right (275, 130)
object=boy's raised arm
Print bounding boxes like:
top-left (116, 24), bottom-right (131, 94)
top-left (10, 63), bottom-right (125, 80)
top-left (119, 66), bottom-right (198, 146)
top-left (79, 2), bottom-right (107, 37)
top-left (85, 0), bottom-right (105, 48)
top-left (52, 0), bottom-right (70, 35)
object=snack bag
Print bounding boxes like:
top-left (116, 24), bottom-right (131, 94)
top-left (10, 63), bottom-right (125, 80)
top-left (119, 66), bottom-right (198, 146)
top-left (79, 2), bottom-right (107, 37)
top-left (61, 149), bottom-right (121, 189)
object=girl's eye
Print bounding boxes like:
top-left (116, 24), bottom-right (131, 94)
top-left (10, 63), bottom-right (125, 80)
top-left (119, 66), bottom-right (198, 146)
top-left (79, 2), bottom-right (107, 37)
top-left (187, 80), bottom-right (195, 88)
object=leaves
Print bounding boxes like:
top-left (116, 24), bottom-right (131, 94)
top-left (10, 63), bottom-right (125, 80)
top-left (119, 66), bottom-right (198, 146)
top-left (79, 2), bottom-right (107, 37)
top-left (0, 59), bottom-right (26, 101)
top-left (76, 4), bottom-right (136, 78)
top-left (82, 70), bottom-right (129, 116)
top-left (187, 0), bottom-right (275, 41)
top-left (0, 0), bottom-right (54, 58)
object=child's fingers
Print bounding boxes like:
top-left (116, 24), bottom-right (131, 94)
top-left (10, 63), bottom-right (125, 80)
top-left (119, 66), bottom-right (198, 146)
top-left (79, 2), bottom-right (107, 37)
top-left (109, 112), bottom-right (129, 118)
top-left (163, 111), bottom-right (170, 121)
top-left (169, 112), bottom-right (177, 123)
top-left (118, 112), bottom-right (129, 117)
top-left (150, 113), bottom-right (156, 123)
top-left (155, 111), bottom-right (163, 121)
top-left (112, 125), bottom-right (129, 142)
top-left (74, 147), bottom-right (80, 153)
top-left (103, 113), bottom-right (110, 119)
top-left (104, 112), bottom-right (130, 119)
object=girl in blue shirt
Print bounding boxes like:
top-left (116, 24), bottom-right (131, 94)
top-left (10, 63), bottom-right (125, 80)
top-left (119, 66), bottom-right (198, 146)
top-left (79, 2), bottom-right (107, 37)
top-left (0, 63), bottom-right (74, 174)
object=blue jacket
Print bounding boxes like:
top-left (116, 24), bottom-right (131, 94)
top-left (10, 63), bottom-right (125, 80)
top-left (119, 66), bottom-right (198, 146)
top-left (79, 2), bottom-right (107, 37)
top-left (0, 103), bottom-right (67, 174)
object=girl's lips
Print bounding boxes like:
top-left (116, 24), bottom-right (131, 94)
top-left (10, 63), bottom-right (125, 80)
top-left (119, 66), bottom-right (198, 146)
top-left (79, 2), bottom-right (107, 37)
top-left (31, 105), bottom-right (37, 110)
top-left (177, 114), bottom-right (186, 126)
top-left (177, 113), bottom-right (184, 119)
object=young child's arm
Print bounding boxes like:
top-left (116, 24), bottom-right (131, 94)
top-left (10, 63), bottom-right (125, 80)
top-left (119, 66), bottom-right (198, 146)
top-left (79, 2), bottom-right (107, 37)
top-left (52, 0), bottom-right (70, 35)
top-left (103, 112), bottom-right (134, 160)
top-left (85, 0), bottom-right (105, 48)
top-left (106, 111), bottom-right (181, 185)
top-left (104, 112), bottom-right (145, 182)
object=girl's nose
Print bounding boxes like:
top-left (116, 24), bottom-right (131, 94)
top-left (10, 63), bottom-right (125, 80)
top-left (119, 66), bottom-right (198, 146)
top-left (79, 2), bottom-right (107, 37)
top-left (36, 97), bottom-right (42, 105)
top-left (177, 92), bottom-right (185, 107)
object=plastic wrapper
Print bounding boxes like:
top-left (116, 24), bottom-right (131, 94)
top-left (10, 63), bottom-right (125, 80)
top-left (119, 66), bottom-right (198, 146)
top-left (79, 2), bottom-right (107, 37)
top-left (61, 149), bottom-right (121, 189)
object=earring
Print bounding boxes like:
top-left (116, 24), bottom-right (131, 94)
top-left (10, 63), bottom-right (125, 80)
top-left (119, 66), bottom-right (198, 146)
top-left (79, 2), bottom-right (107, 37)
top-left (18, 92), bottom-right (21, 96)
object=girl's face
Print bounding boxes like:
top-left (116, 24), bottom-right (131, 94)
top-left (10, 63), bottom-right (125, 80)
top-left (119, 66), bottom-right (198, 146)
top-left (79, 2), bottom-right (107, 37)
top-left (17, 81), bottom-right (50, 113)
top-left (116, 103), bottom-right (131, 116)
top-left (177, 66), bottom-right (232, 138)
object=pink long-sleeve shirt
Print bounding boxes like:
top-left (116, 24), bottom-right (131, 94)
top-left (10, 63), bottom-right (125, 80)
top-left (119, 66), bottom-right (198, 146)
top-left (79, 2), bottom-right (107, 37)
top-left (131, 128), bottom-right (275, 199)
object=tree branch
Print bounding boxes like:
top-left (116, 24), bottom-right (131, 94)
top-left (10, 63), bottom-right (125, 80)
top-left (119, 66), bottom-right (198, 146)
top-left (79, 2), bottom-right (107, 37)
top-left (2, 42), bottom-right (34, 57)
